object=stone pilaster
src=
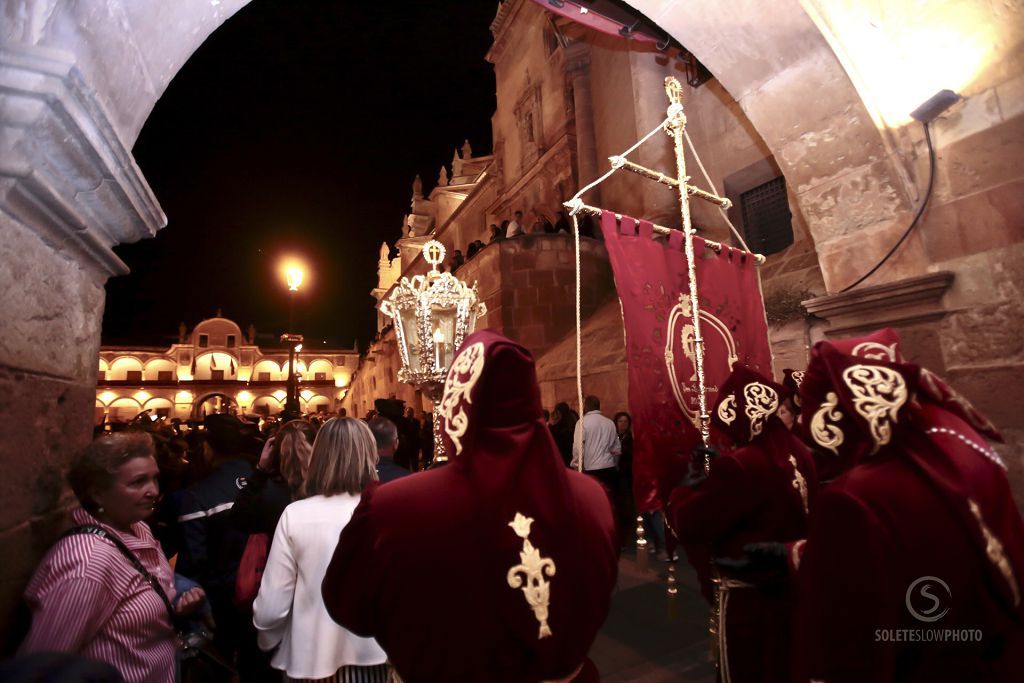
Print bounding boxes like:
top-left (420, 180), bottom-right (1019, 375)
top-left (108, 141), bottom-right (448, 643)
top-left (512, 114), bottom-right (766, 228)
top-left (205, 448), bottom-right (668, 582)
top-left (0, 43), bottom-right (163, 649)
top-left (564, 43), bottom-right (600, 204)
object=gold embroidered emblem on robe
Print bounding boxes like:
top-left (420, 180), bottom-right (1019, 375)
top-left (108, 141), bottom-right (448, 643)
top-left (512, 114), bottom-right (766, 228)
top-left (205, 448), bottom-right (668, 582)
top-left (841, 364), bottom-right (908, 453)
top-left (439, 342), bottom-right (485, 455)
top-left (788, 455), bottom-right (809, 514)
top-left (743, 382), bottom-right (779, 441)
top-left (507, 513), bottom-right (556, 639)
top-left (717, 394), bottom-right (737, 425)
top-left (810, 392), bottom-right (844, 455)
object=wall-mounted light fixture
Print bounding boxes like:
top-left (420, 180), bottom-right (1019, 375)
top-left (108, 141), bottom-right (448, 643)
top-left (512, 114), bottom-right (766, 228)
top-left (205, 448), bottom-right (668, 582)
top-left (910, 89), bottom-right (962, 123)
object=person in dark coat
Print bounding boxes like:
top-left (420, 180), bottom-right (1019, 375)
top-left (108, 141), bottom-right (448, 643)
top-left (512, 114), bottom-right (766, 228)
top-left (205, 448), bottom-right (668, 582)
top-left (170, 414), bottom-right (254, 674)
top-left (374, 399), bottom-right (420, 472)
top-left (549, 402), bottom-right (577, 468)
top-left (230, 419), bottom-right (316, 537)
top-left (368, 417), bottom-right (410, 483)
top-left (322, 331), bottom-right (617, 682)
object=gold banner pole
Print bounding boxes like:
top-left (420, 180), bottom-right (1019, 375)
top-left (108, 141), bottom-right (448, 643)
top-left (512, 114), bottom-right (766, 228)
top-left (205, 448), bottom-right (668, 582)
top-left (664, 75), bottom-right (722, 675)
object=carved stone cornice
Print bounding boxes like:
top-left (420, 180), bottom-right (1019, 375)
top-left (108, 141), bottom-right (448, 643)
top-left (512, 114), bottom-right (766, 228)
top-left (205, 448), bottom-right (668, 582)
top-left (0, 43), bottom-right (165, 278)
top-left (562, 42), bottom-right (592, 75)
top-left (803, 271), bottom-right (955, 335)
top-left (486, 0), bottom-right (526, 65)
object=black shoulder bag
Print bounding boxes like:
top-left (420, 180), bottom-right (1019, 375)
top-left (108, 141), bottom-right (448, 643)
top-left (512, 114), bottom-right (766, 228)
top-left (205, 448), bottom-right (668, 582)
top-left (61, 525), bottom-right (235, 674)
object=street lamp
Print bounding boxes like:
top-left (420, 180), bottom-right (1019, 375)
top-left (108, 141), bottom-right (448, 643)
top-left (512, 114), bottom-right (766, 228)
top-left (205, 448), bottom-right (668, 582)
top-left (280, 259), bottom-right (307, 415)
top-left (381, 239), bottom-right (486, 464)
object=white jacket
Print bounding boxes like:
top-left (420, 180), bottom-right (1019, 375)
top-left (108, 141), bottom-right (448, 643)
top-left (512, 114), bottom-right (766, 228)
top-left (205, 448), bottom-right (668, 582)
top-left (253, 494), bottom-right (387, 678)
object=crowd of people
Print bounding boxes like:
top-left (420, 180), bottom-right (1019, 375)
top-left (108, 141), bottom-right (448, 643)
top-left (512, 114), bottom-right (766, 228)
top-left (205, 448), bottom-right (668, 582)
top-left (445, 208), bottom-right (596, 274)
top-left (6, 326), bottom-right (1024, 682)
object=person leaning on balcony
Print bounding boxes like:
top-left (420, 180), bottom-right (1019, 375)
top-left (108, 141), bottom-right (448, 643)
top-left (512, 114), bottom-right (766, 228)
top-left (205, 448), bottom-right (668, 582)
top-left (506, 210), bottom-right (524, 237)
top-left (20, 433), bottom-right (206, 683)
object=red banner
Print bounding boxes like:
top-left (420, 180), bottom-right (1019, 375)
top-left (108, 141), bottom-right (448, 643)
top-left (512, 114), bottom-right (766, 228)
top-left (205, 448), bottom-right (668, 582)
top-left (600, 211), bottom-right (773, 512)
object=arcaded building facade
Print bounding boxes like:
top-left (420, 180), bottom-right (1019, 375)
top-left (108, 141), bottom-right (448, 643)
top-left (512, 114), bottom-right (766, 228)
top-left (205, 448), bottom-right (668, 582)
top-left (96, 317), bottom-right (358, 422)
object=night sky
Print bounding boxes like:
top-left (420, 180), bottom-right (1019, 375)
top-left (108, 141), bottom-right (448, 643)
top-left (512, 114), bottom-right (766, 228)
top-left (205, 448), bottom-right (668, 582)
top-left (103, 0), bottom-right (498, 349)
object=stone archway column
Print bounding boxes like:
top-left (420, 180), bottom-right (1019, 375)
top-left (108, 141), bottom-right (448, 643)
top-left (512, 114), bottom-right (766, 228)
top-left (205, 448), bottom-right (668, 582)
top-left (0, 43), bottom-right (164, 648)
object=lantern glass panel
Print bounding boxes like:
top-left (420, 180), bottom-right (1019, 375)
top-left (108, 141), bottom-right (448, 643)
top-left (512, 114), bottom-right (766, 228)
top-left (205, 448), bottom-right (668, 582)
top-left (399, 307), bottom-right (423, 374)
top-left (430, 306), bottom-right (458, 370)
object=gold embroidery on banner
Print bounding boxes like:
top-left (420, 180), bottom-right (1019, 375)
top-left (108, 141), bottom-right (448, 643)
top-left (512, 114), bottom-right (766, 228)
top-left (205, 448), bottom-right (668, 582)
top-left (851, 341), bottom-right (900, 363)
top-left (507, 513), bottom-right (556, 639)
top-left (665, 294), bottom-right (739, 429)
top-left (791, 370), bottom-right (805, 387)
top-left (439, 342), bottom-right (485, 455)
top-left (788, 455), bottom-right (809, 514)
top-left (842, 365), bottom-right (908, 454)
top-left (717, 395), bottom-right (737, 425)
top-left (968, 500), bottom-right (1020, 607)
top-left (743, 382), bottom-right (779, 441)
top-left (810, 392), bottom-right (844, 455)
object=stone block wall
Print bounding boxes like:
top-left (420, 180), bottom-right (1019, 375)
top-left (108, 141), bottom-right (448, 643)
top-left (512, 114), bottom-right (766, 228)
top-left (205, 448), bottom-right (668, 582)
top-left (0, 215), bottom-right (106, 650)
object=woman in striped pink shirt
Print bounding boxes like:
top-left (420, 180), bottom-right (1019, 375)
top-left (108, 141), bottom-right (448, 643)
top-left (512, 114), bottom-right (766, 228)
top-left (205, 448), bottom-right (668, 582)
top-left (20, 432), bottom-right (205, 683)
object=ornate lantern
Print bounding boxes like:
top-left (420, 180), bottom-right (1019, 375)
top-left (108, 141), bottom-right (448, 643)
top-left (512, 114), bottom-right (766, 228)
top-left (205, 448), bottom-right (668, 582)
top-left (380, 239), bottom-right (486, 462)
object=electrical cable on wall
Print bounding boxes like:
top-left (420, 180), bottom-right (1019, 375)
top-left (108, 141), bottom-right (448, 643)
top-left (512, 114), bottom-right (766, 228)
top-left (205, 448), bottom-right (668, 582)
top-left (839, 120), bottom-right (938, 292)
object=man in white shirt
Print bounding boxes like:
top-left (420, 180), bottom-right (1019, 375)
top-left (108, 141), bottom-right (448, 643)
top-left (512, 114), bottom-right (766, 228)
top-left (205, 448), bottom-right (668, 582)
top-left (571, 395), bottom-right (621, 488)
top-left (506, 210), bottom-right (524, 237)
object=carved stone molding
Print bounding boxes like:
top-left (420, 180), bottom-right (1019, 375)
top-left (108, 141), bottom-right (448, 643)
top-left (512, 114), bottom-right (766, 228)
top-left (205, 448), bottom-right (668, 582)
top-left (562, 42), bottom-right (592, 75)
top-left (803, 271), bottom-right (955, 336)
top-left (0, 43), bottom-right (165, 278)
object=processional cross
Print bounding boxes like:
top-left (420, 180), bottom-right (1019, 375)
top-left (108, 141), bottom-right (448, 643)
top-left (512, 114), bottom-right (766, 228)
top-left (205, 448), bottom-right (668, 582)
top-left (563, 75), bottom-right (749, 676)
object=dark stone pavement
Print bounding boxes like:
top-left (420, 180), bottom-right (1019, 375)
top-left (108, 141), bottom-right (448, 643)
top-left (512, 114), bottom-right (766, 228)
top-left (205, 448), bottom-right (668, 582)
top-left (590, 549), bottom-right (717, 683)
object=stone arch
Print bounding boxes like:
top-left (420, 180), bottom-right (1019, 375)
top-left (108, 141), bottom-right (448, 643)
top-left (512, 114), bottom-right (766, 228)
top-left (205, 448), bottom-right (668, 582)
top-left (303, 393), bottom-right (333, 414)
top-left (253, 359), bottom-right (283, 381)
top-left (107, 396), bottom-right (143, 421)
top-left (193, 351), bottom-right (239, 380)
top-left (308, 358), bottom-right (334, 379)
top-left (107, 356), bottom-right (145, 380)
top-left (144, 357), bottom-right (177, 380)
top-left (3, 0), bottom-right (916, 292)
top-left (142, 396), bottom-right (174, 418)
top-left (252, 394), bottom-right (284, 416)
top-left (190, 392), bottom-right (238, 420)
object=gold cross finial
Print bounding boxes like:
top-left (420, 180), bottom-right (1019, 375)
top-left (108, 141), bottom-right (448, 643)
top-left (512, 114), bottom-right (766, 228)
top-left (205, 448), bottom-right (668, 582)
top-left (665, 76), bottom-right (684, 107)
top-left (423, 240), bottom-right (446, 272)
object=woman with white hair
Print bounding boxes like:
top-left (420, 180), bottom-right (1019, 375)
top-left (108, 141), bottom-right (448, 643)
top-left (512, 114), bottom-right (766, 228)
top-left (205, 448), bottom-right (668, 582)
top-left (253, 417), bottom-right (388, 682)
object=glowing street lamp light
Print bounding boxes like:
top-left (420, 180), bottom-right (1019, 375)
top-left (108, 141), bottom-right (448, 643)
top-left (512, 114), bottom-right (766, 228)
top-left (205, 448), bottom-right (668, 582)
top-left (285, 264), bottom-right (304, 292)
top-left (381, 239), bottom-right (486, 463)
top-left (280, 258), bottom-right (307, 416)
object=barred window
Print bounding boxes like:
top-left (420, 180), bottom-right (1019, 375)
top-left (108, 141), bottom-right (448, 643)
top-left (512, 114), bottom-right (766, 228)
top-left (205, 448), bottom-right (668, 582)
top-left (739, 176), bottom-right (793, 255)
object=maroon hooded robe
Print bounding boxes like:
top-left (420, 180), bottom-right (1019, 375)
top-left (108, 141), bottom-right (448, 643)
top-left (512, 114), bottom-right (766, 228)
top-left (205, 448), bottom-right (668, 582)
top-left (321, 331), bottom-right (617, 683)
top-left (669, 364), bottom-right (817, 682)
top-left (795, 332), bottom-right (1024, 682)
